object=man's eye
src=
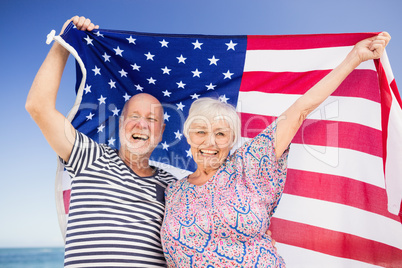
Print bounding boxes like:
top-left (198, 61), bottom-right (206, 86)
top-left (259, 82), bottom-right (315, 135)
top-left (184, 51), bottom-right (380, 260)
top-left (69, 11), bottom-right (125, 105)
top-left (148, 117), bottom-right (156, 122)
top-left (197, 131), bottom-right (206, 134)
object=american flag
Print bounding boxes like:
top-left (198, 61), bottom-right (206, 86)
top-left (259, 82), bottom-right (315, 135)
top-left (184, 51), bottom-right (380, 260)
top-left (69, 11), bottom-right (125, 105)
top-left (52, 22), bottom-right (402, 267)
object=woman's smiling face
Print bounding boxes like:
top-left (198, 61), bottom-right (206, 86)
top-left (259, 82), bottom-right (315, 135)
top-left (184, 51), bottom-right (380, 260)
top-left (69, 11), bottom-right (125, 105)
top-left (187, 117), bottom-right (235, 172)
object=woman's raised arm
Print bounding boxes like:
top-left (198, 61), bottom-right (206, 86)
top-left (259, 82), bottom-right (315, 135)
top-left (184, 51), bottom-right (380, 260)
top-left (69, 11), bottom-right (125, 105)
top-left (274, 32), bottom-right (391, 159)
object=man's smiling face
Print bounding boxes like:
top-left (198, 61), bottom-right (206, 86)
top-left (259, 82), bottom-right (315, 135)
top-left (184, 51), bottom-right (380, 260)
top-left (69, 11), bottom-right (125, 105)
top-left (119, 93), bottom-right (165, 157)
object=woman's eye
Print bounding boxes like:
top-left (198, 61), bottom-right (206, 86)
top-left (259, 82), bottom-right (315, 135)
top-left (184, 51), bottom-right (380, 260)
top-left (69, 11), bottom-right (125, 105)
top-left (197, 131), bottom-right (206, 134)
top-left (216, 132), bottom-right (225, 136)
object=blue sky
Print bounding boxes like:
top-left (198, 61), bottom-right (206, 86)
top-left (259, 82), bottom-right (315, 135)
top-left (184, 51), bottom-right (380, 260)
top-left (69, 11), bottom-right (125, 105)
top-left (1, 0), bottom-right (401, 248)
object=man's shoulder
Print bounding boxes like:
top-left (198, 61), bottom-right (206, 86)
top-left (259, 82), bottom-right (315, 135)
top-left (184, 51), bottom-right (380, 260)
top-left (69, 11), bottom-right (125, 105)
top-left (75, 131), bottom-right (116, 152)
top-left (156, 168), bottom-right (178, 184)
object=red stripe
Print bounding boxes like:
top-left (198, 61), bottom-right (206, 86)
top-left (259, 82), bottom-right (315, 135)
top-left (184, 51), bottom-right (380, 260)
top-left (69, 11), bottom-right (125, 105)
top-left (380, 69), bottom-right (402, 222)
top-left (63, 189), bottom-right (71, 214)
top-left (391, 79), bottom-right (402, 109)
top-left (375, 60), bottom-right (392, 173)
top-left (270, 218), bottom-right (402, 267)
top-left (400, 199), bottom-right (402, 222)
top-left (247, 33), bottom-right (378, 50)
top-left (285, 169), bottom-right (400, 222)
top-left (240, 113), bottom-right (382, 157)
top-left (239, 70), bottom-right (381, 103)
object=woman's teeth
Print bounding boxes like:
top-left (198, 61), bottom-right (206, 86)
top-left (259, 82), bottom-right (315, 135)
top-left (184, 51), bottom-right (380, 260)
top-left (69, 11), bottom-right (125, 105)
top-left (200, 149), bottom-right (218, 155)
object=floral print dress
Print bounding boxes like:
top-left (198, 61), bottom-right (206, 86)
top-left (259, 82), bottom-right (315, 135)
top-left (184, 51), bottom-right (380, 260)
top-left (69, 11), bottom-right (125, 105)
top-left (161, 122), bottom-right (289, 267)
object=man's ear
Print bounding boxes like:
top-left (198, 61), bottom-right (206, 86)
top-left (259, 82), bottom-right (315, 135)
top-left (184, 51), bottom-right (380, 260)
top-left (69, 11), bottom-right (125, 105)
top-left (119, 116), bottom-right (123, 128)
top-left (157, 123), bottom-right (166, 144)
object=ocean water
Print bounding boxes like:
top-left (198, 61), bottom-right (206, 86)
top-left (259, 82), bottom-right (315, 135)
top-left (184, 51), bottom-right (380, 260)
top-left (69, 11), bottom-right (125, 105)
top-left (0, 247), bottom-right (64, 268)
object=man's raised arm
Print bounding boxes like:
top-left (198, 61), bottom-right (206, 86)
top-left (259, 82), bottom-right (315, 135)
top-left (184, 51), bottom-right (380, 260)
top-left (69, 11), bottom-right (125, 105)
top-left (25, 16), bottom-right (98, 162)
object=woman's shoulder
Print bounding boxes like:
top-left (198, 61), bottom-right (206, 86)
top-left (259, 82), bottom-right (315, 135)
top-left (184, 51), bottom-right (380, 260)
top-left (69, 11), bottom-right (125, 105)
top-left (166, 176), bottom-right (188, 191)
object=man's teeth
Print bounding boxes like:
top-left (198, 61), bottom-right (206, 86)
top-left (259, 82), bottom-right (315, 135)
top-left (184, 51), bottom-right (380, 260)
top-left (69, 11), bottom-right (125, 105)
top-left (132, 134), bottom-right (149, 140)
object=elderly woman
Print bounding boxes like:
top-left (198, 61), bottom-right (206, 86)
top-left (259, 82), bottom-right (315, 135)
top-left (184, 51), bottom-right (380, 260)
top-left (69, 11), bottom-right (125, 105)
top-left (161, 33), bottom-right (391, 267)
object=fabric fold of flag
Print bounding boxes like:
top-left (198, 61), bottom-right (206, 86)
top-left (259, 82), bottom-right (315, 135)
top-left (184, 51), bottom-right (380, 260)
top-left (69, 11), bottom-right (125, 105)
top-left (53, 22), bottom-right (402, 267)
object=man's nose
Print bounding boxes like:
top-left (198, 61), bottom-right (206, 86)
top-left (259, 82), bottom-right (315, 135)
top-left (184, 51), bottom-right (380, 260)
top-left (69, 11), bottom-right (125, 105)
top-left (134, 117), bottom-right (149, 129)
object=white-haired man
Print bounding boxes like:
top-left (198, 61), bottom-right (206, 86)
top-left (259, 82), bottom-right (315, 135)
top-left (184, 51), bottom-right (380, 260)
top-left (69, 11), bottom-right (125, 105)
top-left (26, 16), bottom-right (176, 267)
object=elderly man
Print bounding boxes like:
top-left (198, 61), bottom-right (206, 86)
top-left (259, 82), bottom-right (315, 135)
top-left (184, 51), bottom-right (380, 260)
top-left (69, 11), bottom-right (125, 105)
top-left (26, 16), bottom-right (176, 267)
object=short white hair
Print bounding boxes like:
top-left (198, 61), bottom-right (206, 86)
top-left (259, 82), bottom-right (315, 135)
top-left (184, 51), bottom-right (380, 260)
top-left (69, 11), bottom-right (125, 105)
top-left (183, 97), bottom-right (241, 145)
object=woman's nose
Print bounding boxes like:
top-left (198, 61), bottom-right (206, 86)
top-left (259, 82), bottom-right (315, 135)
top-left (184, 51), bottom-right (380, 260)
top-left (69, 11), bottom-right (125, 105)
top-left (206, 133), bottom-right (217, 146)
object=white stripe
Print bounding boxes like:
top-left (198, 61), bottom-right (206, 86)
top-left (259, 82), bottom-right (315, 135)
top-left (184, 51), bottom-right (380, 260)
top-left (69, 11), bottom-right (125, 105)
top-left (69, 197), bottom-right (163, 216)
top-left (54, 30), bottom-right (89, 240)
top-left (67, 218), bottom-right (160, 230)
top-left (66, 225), bottom-right (161, 238)
top-left (70, 198), bottom-right (162, 213)
top-left (55, 161), bottom-right (68, 241)
top-left (234, 138), bottom-right (385, 189)
top-left (380, 50), bottom-right (395, 85)
top-left (287, 143), bottom-right (385, 189)
top-left (237, 91), bottom-right (381, 130)
top-left (273, 194), bottom-right (402, 249)
top-left (65, 239), bottom-right (161, 249)
top-left (53, 35), bottom-right (87, 122)
top-left (67, 208), bottom-right (162, 222)
top-left (156, 138), bottom-right (386, 190)
top-left (70, 183), bottom-right (162, 204)
top-left (66, 208), bottom-right (162, 223)
top-left (276, 243), bottom-right (383, 268)
top-left (65, 233), bottom-right (161, 247)
top-left (72, 171), bottom-right (149, 192)
top-left (65, 255), bottom-right (161, 262)
top-left (64, 256), bottom-right (164, 267)
top-left (64, 259), bottom-right (164, 268)
top-left (385, 90), bottom-right (402, 214)
top-left (66, 247), bottom-right (161, 255)
top-left (244, 47), bottom-right (376, 72)
top-left (61, 170), bottom-right (72, 191)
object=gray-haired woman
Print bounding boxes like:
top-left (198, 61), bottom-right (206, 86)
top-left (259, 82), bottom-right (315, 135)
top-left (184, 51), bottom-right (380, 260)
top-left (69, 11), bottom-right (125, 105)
top-left (161, 32), bottom-right (391, 267)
